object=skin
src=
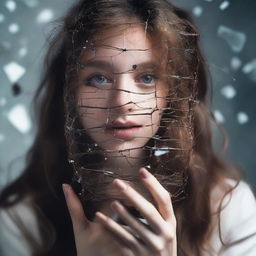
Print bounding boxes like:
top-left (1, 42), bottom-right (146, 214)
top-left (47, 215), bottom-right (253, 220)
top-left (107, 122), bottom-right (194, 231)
top-left (63, 168), bottom-right (177, 256)
top-left (64, 24), bottom-right (177, 255)
top-left (76, 24), bottom-right (168, 175)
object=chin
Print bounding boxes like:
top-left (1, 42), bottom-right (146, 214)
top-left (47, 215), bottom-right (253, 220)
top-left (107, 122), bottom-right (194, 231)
top-left (100, 138), bottom-right (149, 152)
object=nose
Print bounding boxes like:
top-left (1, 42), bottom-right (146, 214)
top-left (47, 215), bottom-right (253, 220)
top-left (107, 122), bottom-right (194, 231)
top-left (108, 75), bottom-right (135, 113)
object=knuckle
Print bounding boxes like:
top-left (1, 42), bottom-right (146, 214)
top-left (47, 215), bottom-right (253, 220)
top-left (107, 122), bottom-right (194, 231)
top-left (163, 231), bottom-right (174, 242)
top-left (126, 235), bottom-right (136, 245)
top-left (161, 191), bottom-right (171, 203)
top-left (152, 239), bottom-right (165, 253)
top-left (145, 209), bottom-right (156, 219)
top-left (121, 231), bottom-right (139, 251)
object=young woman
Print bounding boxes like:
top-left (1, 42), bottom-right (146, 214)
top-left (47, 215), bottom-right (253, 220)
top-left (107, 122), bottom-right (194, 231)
top-left (0, 0), bottom-right (255, 256)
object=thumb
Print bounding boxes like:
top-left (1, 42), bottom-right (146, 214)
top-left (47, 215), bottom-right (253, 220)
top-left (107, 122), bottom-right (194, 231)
top-left (62, 184), bottom-right (90, 234)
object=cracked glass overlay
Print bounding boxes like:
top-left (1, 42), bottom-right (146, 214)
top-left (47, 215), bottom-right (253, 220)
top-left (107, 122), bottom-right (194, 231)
top-left (63, 19), bottom-right (200, 208)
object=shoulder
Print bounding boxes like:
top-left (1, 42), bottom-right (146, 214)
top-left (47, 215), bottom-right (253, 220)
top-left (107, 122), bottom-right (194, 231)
top-left (0, 197), bottom-right (41, 256)
top-left (204, 179), bottom-right (256, 256)
top-left (217, 179), bottom-right (256, 241)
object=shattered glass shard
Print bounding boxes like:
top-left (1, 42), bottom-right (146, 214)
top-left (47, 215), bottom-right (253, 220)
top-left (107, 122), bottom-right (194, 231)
top-left (220, 85), bottom-right (236, 99)
top-left (230, 57), bottom-right (242, 71)
top-left (18, 47), bottom-right (28, 58)
top-left (0, 134), bottom-right (5, 143)
top-left (0, 14), bottom-right (5, 23)
top-left (219, 1), bottom-right (230, 11)
top-left (154, 147), bottom-right (170, 156)
top-left (1, 41), bottom-right (11, 51)
top-left (12, 83), bottom-right (22, 96)
top-left (0, 98), bottom-right (7, 107)
top-left (6, 0), bottom-right (16, 12)
top-left (8, 23), bottom-right (20, 34)
top-left (214, 110), bottom-right (225, 123)
top-left (193, 6), bottom-right (203, 17)
top-left (7, 104), bottom-right (32, 134)
top-left (37, 9), bottom-right (54, 24)
top-left (237, 112), bottom-right (249, 124)
top-left (21, 0), bottom-right (39, 8)
top-left (242, 59), bottom-right (256, 82)
top-left (217, 25), bottom-right (246, 53)
top-left (3, 62), bottom-right (26, 83)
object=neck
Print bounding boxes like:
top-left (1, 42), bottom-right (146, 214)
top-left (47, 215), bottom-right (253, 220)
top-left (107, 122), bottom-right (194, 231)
top-left (104, 147), bottom-right (146, 177)
top-left (95, 148), bottom-right (154, 215)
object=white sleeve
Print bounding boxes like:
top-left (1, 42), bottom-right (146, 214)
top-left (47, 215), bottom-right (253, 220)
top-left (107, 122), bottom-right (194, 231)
top-left (0, 200), bottom-right (41, 256)
top-left (207, 180), bottom-right (256, 256)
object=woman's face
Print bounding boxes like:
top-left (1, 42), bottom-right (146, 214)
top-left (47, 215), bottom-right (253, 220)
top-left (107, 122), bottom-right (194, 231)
top-left (76, 24), bottom-right (168, 152)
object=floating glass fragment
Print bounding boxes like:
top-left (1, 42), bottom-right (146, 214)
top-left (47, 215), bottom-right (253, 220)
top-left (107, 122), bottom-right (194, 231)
top-left (21, 0), bottom-right (39, 8)
top-left (0, 14), bottom-right (5, 23)
top-left (230, 57), bottom-right (242, 70)
top-left (6, 0), bottom-right (16, 12)
top-left (0, 134), bottom-right (5, 143)
top-left (213, 110), bottom-right (225, 123)
top-left (9, 23), bottom-right (19, 34)
top-left (242, 59), bottom-right (256, 82)
top-left (1, 41), bottom-right (11, 51)
top-left (220, 85), bottom-right (236, 99)
top-left (237, 112), bottom-right (249, 124)
top-left (37, 9), bottom-right (54, 24)
top-left (7, 104), bottom-right (32, 134)
top-left (0, 98), bottom-right (7, 107)
top-left (18, 47), bottom-right (28, 58)
top-left (217, 25), bottom-right (246, 53)
top-left (3, 62), bottom-right (26, 83)
top-left (154, 147), bottom-right (170, 156)
top-left (12, 83), bottom-right (22, 96)
top-left (193, 6), bottom-right (203, 17)
top-left (219, 1), bottom-right (230, 11)
top-left (74, 171), bottom-right (82, 183)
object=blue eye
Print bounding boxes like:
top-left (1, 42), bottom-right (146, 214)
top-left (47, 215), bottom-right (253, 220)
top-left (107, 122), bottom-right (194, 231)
top-left (139, 74), bottom-right (156, 85)
top-left (86, 74), bottom-right (111, 87)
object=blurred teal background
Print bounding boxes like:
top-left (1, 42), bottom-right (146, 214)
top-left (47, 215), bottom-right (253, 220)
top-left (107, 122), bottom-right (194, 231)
top-left (0, 0), bottom-right (255, 190)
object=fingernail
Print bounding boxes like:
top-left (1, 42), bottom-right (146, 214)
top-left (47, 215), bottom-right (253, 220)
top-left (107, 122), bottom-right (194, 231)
top-left (111, 200), bottom-right (120, 210)
top-left (139, 168), bottom-right (148, 179)
top-left (114, 179), bottom-right (127, 190)
top-left (95, 211), bottom-right (107, 221)
top-left (62, 184), bottom-right (69, 199)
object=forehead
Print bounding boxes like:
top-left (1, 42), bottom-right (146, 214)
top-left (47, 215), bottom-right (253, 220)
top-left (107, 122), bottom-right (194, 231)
top-left (94, 24), bottom-right (151, 50)
top-left (79, 24), bottom-right (163, 73)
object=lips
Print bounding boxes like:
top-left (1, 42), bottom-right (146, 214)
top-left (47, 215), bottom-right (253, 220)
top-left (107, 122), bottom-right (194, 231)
top-left (106, 121), bottom-right (142, 139)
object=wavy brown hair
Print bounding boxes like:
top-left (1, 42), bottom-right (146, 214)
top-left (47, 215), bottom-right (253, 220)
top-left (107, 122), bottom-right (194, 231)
top-left (0, 0), bottom-right (241, 255)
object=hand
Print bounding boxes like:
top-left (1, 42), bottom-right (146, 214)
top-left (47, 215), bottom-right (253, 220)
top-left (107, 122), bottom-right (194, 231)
top-left (95, 168), bottom-right (177, 256)
top-left (62, 184), bottom-right (134, 256)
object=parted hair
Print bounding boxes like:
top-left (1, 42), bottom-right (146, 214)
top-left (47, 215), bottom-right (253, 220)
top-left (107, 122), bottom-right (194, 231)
top-left (0, 1), bottom-right (240, 255)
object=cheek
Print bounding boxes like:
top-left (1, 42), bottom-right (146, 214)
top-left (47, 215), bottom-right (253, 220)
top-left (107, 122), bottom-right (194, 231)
top-left (76, 87), bottom-right (108, 128)
top-left (77, 86), bottom-right (113, 113)
top-left (151, 85), bottom-right (168, 124)
top-left (156, 85), bottom-right (168, 110)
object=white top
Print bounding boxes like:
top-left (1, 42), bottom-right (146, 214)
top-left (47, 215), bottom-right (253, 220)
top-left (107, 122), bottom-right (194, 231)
top-left (0, 180), bottom-right (256, 256)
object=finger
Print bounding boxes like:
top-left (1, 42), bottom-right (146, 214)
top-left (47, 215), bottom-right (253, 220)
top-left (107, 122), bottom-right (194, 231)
top-left (62, 184), bottom-right (90, 234)
top-left (113, 179), bottom-right (165, 234)
top-left (95, 211), bottom-right (143, 254)
top-left (111, 201), bottom-right (167, 253)
top-left (139, 168), bottom-right (175, 222)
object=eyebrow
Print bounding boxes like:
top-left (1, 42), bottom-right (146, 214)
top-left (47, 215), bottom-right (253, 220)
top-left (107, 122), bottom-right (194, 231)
top-left (79, 60), bottom-right (112, 70)
top-left (79, 60), bottom-right (160, 72)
